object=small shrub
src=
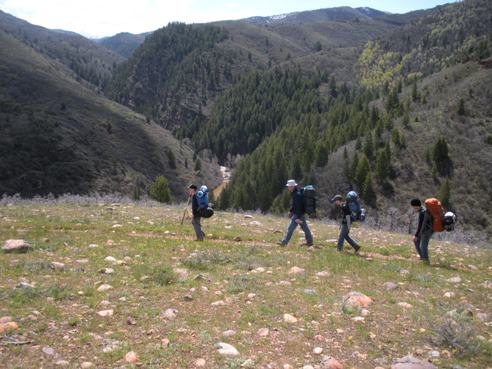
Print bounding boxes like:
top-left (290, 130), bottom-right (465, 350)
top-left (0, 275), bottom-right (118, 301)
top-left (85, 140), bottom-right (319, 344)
top-left (227, 275), bottom-right (256, 294)
top-left (433, 312), bottom-right (483, 358)
top-left (149, 175), bottom-right (173, 203)
top-left (152, 265), bottom-right (177, 286)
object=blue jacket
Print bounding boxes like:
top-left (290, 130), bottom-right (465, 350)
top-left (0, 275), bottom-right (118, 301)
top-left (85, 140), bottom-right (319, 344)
top-left (290, 188), bottom-right (305, 216)
top-left (191, 194), bottom-right (201, 217)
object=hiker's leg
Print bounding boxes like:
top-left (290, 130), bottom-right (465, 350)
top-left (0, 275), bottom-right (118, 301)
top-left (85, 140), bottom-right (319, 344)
top-left (344, 229), bottom-right (359, 249)
top-left (192, 216), bottom-right (204, 241)
top-left (299, 216), bottom-right (313, 245)
top-left (337, 223), bottom-right (348, 250)
top-left (282, 216), bottom-right (298, 245)
top-left (419, 233), bottom-right (431, 261)
top-left (414, 237), bottom-right (422, 258)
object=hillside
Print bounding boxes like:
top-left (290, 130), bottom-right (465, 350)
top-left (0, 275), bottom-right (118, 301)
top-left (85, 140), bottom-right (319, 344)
top-left (0, 201), bottom-right (491, 368)
top-left (0, 29), bottom-right (221, 198)
top-left (0, 10), bottom-right (123, 89)
top-left (107, 8), bottom-right (405, 133)
top-left (95, 32), bottom-right (149, 58)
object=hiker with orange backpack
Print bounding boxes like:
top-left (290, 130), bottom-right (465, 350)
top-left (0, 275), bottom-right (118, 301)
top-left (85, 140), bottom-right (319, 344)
top-left (411, 197), bottom-right (449, 264)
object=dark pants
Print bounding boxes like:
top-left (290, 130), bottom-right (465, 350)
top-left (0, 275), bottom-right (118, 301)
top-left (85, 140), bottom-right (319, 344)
top-left (281, 214), bottom-right (313, 245)
top-left (337, 223), bottom-right (359, 251)
top-left (418, 232), bottom-right (432, 261)
top-left (192, 216), bottom-right (205, 241)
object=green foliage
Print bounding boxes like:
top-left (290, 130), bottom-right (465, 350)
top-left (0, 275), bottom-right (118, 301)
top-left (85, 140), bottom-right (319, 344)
top-left (432, 137), bottom-right (453, 177)
top-left (194, 159), bottom-right (202, 172)
top-left (192, 68), bottom-right (327, 161)
top-left (439, 178), bottom-right (451, 208)
top-left (152, 265), bottom-right (177, 286)
top-left (355, 155), bottom-right (371, 189)
top-left (149, 176), bottom-right (173, 203)
top-left (361, 171), bottom-right (376, 205)
top-left (166, 149), bottom-right (177, 169)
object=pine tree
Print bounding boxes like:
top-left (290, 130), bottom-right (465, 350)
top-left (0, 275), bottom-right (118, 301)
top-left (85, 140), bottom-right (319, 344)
top-left (149, 176), bottom-right (173, 203)
top-left (457, 98), bottom-right (466, 116)
top-left (439, 178), bottom-right (451, 208)
top-left (355, 155), bottom-right (370, 189)
top-left (432, 138), bottom-right (452, 176)
top-left (362, 171), bottom-right (376, 205)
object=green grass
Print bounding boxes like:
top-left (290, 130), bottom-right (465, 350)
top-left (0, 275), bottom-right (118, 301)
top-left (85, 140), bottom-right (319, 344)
top-left (0, 203), bottom-right (491, 369)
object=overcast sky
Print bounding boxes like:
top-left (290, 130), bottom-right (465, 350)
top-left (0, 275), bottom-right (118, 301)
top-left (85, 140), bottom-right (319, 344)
top-left (0, 0), bottom-right (455, 38)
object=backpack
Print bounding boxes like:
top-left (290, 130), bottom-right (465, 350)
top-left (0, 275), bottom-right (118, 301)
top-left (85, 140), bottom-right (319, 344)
top-left (443, 211), bottom-right (457, 232)
top-left (346, 191), bottom-right (366, 222)
top-left (302, 185), bottom-right (316, 216)
top-left (196, 185), bottom-right (209, 210)
top-left (200, 207), bottom-right (214, 218)
top-left (424, 198), bottom-right (445, 232)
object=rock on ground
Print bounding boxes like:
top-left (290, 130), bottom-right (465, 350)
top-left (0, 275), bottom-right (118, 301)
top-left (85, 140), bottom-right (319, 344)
top-left (391, 355), bottom-right (437, 369)
top-left (2, 239), bottom-right (32, 253)
top-left (124, 351), bottom-right (139, 363)
top-left (342, 291), bottom-right (373, 309)
top-left (216, 342), bottom-right (240, 357)
top-left (321, 356), bottom-right (343, 369)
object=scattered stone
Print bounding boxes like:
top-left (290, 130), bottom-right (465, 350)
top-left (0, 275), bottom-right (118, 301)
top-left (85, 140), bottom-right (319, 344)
top-left (96, 309), bottom-right (114, 317)
top-left (351, 316), bottom-right (365, 322)
top-left (161, 308), bottom-right (178, 320)
top-left (316, 271), bottom-right (331, 278)
top-left (222, 330), bottom-right (237, 337)
top-left (106, 240), bottom-right (114, 246)
top-left (0, 321), bottom-right (18, 334)
top-left (391, 355), bottom-right (437, 369)
top-left (97, 284), bottom-right (113, 292)
top-left (55, 360), bottom-right (70, 367)
top-left (399, 269), bottom-right (410, 275)
top-left (16, 281), bottom-right (34, 289)
top-left (161, 338), bottom-right (170, 347)
top-left (249, 221), bottom-right (262, 227)
top-left (303, 366), bottom-right (315, 369)
top-left (247, 293), bottom-right (256, 300)
top-left (283, 313), bottom-right (298, 324)
top-left (104, 256), bottom-right (117, 263)
top-left (288, 266), bottom-right (305, 275)
top-left (429, 351), bottom-right (440, 358)
top-left (100, 268), bottom-right (114, 274)
top-left (257, 328), bottom-right (269, 337)
top-left (242, 358), bottom-right (255, 367)
top-left (174, 268), bottom-right (189, 281)
top-left (304, 288), bottom-right (316, 295)
top-left (0, 316), bottom-right (12, 324)
top-left (313, 347), bottom-right (323, 354)
top-left (2, 239), bottom-right (31, 253)
top-left (88, 243), bottom-right (98, 249)
top-left (278, 280), bottom-right (292, 286)
top-left (476, 312), bottom-right (488, 322)
top-left (194, 358), bottom-right (206, 367)
top-left (244, 215), bottom-right (254, 219)
top-left (127, 316), bottom-right (136, 325)
top-left (342, 291), bottom-right (373, 310)
top-left (81, 362), bottom-right (94, 368)
top-left (42, 346), bottom-right (55, 356)
top-left (211, 300), bottom-right (226, 306)
top-left (49, 261), bottom-right (65, 270)
top-left (216, 342), bottom-right (240, 357)
top-left (283, 365), bottom-right (294, 369)
top-left (184, 294), bottom-right (193, 301)
top-left (252, 267), bottom-right (265, 273)
top-left (447, 276), bottom-right (462, 283)
top-left (124, 351), bottom-right (139, 363)
top-left (443, 291), bottom-right (455, 298)
top-left (398, 302), bottom-right (413, 309)
top-left (361, 309), bottom-right (370, 317)
top-left (383, 282), bottom-right (398, 291)
top-left (321, 356), bottom-right (343, 369)
top-left (234, 236), bottom-right (242, 242)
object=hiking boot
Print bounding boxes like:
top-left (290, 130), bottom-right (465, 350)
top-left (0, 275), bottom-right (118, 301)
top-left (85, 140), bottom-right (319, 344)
top-left (277, 241), bottom-right (287, 247)
top-left (420, 258), bottom-right (430, 265)
top-left (353, 245), bottom-right (361, 254)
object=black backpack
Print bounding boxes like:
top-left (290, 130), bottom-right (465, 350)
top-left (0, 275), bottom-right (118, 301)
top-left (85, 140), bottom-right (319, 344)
top-left (302, 185), bottom-right (316, 216)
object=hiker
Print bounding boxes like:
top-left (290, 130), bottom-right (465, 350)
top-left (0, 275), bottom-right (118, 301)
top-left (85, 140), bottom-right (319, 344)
top-left (331, 194), bottom-right (361, 253)
top-left (411, 198), bottom-right (433, 264)
top-left (188, 184), bottom-right (205, 241)
top-left (278, 179), bottom-right (314, 247)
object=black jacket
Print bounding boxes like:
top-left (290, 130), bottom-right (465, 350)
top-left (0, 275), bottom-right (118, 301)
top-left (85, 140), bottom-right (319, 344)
top-left (415, 206), bottom-right (425, 237)
top-left (289, 188), bottom-right (305, 216)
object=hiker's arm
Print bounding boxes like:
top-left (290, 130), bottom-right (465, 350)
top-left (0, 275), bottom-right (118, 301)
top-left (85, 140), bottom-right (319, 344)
top-left (415, 211), bottom-right (424, 238)
top-left (345, 215), bottom-right (352, 229)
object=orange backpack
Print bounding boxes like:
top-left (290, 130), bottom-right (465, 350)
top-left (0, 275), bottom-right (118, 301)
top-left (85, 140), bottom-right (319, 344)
top-left (425, 198), bottom-right (445, 232)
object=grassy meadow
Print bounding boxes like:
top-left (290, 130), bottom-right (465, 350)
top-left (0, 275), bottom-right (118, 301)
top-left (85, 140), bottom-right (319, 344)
top-left (0, 201), bottom-right (491, 369)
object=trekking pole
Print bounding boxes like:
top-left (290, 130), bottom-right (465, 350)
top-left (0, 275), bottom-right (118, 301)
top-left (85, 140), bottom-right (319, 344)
top-left (181, 197), bottom-right (191, 225)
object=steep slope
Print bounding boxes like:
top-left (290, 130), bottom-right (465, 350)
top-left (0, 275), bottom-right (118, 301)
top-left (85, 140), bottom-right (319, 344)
top-left (0, 10), bottom-right (123, 89)
top-left (96, 32), bottom-right (148, 58)
top-left (0, 30), bottom-right (221, 198)
top-left (107, 8), bottom-right (406, 134)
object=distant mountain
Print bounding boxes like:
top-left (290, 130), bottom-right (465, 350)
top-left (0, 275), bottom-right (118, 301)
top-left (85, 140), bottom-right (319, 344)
top-left (0, 29), bottom-right (221, 198)
top-left (0, 10), bottom-right (123, 90)
top-left (244, 6), bottom-right (388, 24)
top-left (107, 8), bottom-right (404, 134)
top-left (95, 32), bottom-right (149, 58)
